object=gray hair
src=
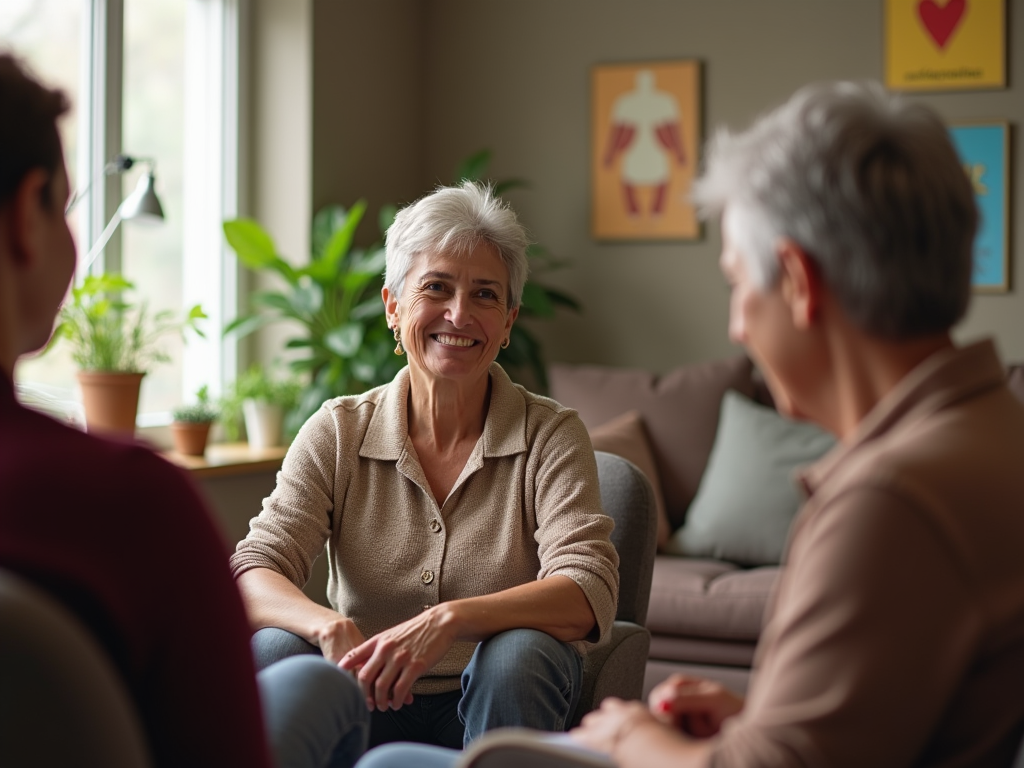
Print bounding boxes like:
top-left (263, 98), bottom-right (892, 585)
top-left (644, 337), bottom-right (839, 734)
top-left (384, 180), bottom-right (530, 309)
top-left (692, 80), bottom-right (978, 339)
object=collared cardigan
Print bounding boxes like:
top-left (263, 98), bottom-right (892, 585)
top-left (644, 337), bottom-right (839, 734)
top-left (231, 363), bottom-right (620, 694)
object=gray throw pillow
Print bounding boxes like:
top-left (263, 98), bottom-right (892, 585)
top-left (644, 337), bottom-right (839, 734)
top-left (664, 390), bottom-right (835, 566)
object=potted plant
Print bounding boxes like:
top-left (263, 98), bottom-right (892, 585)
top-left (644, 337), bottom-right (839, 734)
top-left (51, 273), bottom-right (205, 436)
top-left (219, 365), bottom-right (302, 449)
top-left (170, 385), bottom-right (218, 456)
top-left (223, 202), bottom-right (402, 434)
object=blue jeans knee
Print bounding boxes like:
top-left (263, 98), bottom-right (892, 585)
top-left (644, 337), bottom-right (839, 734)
top-left (459, 628), bottom-right (583, 746)
top-left (259, 655), bottom-right (369, 768)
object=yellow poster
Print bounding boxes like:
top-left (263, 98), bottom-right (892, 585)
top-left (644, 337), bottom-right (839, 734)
top-left (886, 0), bottom-right (1005, 91)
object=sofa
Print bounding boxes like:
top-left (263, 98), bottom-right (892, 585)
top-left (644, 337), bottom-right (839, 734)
top-left (550, 354), bottom-right (1024, 698)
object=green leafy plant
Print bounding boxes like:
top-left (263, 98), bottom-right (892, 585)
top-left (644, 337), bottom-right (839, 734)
top-left (223, 203), bottom-right (403, 433)
top-left (53, 272), bottom-right (206, 373)
top-left (454, 149), bottom-right (581, 391)
top-left (218, 364), bottom-right (303, 441)
top-left (171, 385), bottom-right (218, 424)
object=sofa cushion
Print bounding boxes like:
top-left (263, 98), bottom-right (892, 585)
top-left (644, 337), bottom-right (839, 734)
top-left (665, 390), bottom-right (836, 566)
top-left (646, 556), bottom-right (777, 642)
top-left (549, 355), bottom-right (757, 531)
top-left (648, 635), bottom-right (758, 668)
top-left (589, 410), bottom-right (671, 549)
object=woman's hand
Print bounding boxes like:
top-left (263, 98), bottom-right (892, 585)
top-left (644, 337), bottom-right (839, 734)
top-left (571, 697), bottom-right (661, 754)
top-left (648, 674), bottom-right (745, 738)
top-left (315, 616), bottom-right (366, 664)
top-left (338, 606), bottom-right (458, 711)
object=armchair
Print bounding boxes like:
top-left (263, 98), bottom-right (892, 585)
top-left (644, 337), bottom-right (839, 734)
top-left (0, 569), bottom-right (152, 767)
top-left (570, 450), bottom-right (658, 726)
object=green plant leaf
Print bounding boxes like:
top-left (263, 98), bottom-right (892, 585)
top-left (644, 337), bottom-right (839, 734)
top-left (352, 246), bottom-right (387, 275)
top-left (320, 199), bottom-right (367, 272)
top-left (520, 282), bottom-right (555, 318)
top-left (378, 204), bottom-right (397, 234)
top-left (252, 291), bottom-right (301, 316)
top-left (223, 313), bottom-right (269, 338)
top-left (323, 323), bottom-right (364, 357)
top-left (223, 219), bottom-right (276, 269)
top-left (290, 280), bottom-right (324, 317)
top-left (543, 287), bottom-right (581, 311)
top-left (456, 148), bottom-right (492, 182)
top-left (351, 297), bottom-right (385, 321)
top-left (493, 178), bottom-right (529, 196)
top-left (312, 205), bottom-right (347, 259)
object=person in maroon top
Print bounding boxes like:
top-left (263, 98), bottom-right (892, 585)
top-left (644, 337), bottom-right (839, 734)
top-left (0, 53), bottom-right (368, 768)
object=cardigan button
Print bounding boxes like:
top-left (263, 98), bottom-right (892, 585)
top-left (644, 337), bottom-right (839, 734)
top-left (429, 519), bottom-right (441, 532)
top-left (421, 569), bottom-right (434, 585)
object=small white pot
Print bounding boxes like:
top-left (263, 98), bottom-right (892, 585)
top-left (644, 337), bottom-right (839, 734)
top-left (242, 398), bottom-right (283, 449)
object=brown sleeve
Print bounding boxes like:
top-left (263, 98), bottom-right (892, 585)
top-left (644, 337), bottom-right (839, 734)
top-left (712, 486), bottom-right (978, 768)
top-left (533, 411), bottom-right (620, 645)
top-left (229, 407), bottom-right (339, 587)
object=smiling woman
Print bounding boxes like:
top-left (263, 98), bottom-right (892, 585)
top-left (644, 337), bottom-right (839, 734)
top-left (229, 181), bottom-right (620, 758)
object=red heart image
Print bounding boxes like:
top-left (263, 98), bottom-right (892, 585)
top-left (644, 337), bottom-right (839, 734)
top-left (917, 0), bottom-right (967, 50)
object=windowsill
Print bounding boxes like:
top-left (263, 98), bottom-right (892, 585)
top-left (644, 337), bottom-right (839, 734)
top-left (162, 442), bottom-right (288, 478)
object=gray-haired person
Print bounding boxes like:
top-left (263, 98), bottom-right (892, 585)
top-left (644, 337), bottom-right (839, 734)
top-left (358, 81), bottom-right (1024, 768)
top-left (232, 181), bottom-right (620, 751)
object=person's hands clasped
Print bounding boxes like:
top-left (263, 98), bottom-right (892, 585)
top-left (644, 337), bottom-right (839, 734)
top-left (338, 606), bottom-right (457, 712)
top-left (316, 616), bottom-right (367, 664)
top-left (571, 697), bottom-right (661, 754)
top-left (648, 674), bottom-right (745, 737)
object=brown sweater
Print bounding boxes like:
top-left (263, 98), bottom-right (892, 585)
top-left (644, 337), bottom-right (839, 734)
top-left (713, 341), bottom-right (1024, 767)
top-left (230, 363), bottom-right (619, 694)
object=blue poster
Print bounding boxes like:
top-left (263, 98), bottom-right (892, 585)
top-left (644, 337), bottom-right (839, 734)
top-left (949, 124), bottom-right (1008, 291)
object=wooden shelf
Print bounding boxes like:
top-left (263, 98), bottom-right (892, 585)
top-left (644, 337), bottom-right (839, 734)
top-left (163, 442), bottom-right (288, 478)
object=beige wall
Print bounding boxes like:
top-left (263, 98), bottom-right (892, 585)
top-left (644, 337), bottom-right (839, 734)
top-left (245, 0), bottom-right (313, 369)
top-left (311, 0), bottom-right (424, 244)
top-left (298, 0), bottom-right (1024, 373)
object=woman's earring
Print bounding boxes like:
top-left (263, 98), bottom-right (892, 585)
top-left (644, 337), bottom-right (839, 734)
top-left (500, 337), bottom-right (510, 350)
top-left (393, 327), bottom-right (404, 356)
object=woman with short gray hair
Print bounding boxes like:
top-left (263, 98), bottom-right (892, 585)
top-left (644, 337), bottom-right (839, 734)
top-left (231, 180), bottom-right (619, 757)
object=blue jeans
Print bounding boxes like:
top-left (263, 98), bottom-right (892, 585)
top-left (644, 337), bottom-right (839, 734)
top-left (258, 655), bottom-right (370, 768)
top-left (253, 627), bottom-right (583, 751)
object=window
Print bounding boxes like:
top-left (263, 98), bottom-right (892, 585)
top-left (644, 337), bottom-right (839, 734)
top-left (7, 0), bottom-right (242, 424)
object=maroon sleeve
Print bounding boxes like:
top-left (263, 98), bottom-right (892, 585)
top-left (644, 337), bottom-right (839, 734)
top-left (115, 452), bottom-right (273, 768)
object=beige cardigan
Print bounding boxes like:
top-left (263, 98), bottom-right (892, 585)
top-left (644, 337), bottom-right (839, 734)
top-left (230, 363), bottom-right (619, 694)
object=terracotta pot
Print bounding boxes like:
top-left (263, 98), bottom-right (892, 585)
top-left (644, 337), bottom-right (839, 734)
top-left (76, 371), bottom-right (144, 437)
top-left (170, 421), bottom-right (212, 456)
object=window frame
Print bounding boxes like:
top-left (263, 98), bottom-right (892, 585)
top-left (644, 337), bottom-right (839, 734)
top-left (73, 0), bottom-right (244, 425)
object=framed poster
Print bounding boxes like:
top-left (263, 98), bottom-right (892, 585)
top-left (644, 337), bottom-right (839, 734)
top-left (948, 123), bottom-right (1010, 292)
top-left (591, 60), bottom-right (701, 241)
top-left (885, 0), bottom-right (1006, 91)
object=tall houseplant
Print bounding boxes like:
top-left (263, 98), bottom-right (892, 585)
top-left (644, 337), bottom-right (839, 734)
top-left (223, 203), bottom-right (402, 434)
top-left (52, 273), bottom-right (205, 435)
top-left (454, 149), bottom-right (581, 391)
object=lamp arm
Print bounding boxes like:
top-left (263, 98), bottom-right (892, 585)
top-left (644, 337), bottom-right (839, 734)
top-left (65, 155), bottom-right (154, 215)
top-left (80, 209), bottom-right (124, 273)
